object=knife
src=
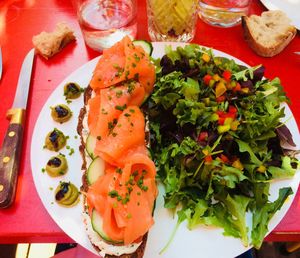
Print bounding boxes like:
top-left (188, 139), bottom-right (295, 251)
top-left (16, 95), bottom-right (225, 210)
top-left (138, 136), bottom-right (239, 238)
top-left (0, 49), bottom-right (35, 208)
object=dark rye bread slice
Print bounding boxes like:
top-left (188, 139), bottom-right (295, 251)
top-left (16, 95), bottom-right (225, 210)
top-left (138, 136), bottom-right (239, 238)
top-left (77, 86), bottom-right (148, 258)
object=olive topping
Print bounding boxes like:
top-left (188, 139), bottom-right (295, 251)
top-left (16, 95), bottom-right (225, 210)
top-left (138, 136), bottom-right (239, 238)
top-left (64, 82), bottom-right (82, 99)
top-left (51, 104), bottom-right (72, 123)
top-left (44, 128), bottom-right (67, 151)
top-left (55, 106), bottom-right (69, 117)
top-left (46, 154), bottom-right (68, 177)
top-left (54, 182), bottom-right (79, 207)
top-left (47, 157), bottom-right (61, 167)
top-left (55, 182), bottom-right (69, 201)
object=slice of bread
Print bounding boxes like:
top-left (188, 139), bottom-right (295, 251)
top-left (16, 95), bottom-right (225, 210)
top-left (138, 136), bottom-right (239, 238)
top-left (77, 86), bottom-right (148, 258)
top-left (32, 22), bottom-right (75, 59)
top-left (242, 10), bottom-right (296, 57)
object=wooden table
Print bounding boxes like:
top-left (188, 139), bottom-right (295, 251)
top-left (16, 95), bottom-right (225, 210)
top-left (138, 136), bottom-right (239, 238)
top-left (0, 0), bottom-right (299, 244)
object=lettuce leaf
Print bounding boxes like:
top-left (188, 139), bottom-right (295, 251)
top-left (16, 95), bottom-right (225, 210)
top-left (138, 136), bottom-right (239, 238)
top-left (251, 187), bottom-right (293, 249)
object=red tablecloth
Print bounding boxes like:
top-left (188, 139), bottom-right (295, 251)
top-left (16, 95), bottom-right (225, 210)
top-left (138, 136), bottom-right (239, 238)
top-left (0, 0), bottom-right (299, 243)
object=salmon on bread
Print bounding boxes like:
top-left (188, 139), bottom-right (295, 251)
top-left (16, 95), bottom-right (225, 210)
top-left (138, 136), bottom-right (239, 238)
top-left (77, 37), bottom-right (157, 258)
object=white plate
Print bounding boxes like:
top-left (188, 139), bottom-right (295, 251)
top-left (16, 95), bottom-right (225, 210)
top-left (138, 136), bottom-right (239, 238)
top-left (31, 42), bottom-right (300, 258)
top-left (260, 0), bottom-right (300, 30)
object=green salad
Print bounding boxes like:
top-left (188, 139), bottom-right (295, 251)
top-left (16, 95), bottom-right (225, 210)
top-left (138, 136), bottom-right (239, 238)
top-left (144, 44), bottom-right (299, 249)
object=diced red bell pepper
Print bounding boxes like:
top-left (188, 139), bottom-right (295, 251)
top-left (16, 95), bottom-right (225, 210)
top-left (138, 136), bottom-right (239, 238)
top-left (217, 109), bottom-right (236, 125)
top-left (216, 110), bottom-right (227, 117)
top-left (204, 155), bottom-right (213, 163)
top-left (222, 70), bottom-right (232, 81)
top-left (216, 95), bottom-right (226, 103)
top-left (218, 116), bottom-right (226, 125)
top-left (232, 82), bottom-right (241, 92)
top-left (228, 105), bottom-right (237, 114)
top-left (226, 112), bottom-right (237, 119)
top-left (198, 131), bottom-right (208, 142)
top-left (203, 74), bottom-right (212, 85)
top-left (220, 154), bottom-right (230, 164)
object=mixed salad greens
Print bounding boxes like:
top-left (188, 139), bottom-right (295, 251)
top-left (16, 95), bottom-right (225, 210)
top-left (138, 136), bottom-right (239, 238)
top-left (144, 44), bottom-right (299, 249)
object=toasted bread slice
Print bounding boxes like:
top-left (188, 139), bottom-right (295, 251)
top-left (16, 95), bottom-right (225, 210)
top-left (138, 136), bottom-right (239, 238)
top-left (32, 22), bottom-right (75, 59)
top-left (242, 10), bottom-right (296, 57)
top-left (77, 86), bottom-right (148, 258)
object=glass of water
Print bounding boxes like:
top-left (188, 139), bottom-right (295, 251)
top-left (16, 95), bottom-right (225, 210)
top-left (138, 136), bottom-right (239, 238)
top-left (146, 0), bottom-right (199, 42)
top-left (75, 0), bottom-right (137, 51)
top-left (198, 0), bottom-right (251, 27)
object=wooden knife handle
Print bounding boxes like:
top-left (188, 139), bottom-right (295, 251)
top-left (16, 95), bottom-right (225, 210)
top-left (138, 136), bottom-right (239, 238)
top-left (0, 109), bottom-right (25, 208)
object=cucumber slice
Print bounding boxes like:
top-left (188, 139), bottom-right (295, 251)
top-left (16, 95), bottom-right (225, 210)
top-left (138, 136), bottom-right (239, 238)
top-left (91, 209), bottom-right (123, 244)
top-left (86, 134), bottom-right (97, 159)
top-left (133, 40), bottom-right (153, 56)
top-left (87, 157), bottom-right (105, 185)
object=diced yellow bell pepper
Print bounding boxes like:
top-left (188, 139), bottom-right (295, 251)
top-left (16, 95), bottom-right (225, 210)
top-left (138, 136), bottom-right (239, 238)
top-left (202, 53), bottom-right (210, 63)
top-left (203, 98), bottom-right (210, 106)
top-left (230, 81), bottom-right (237, 87)
top-left (230, 120), bottom-right (240, 131)
top-left (241, 87), bottom-right (249, 94)
top-left (215, 82), bottom-right (227, 98)
top-left (217, 124), bottom-right (230, 134)
top-left (209, 79), bottom-right (215, 87)
top-left (202, 148), bottom-right (210, 156)
top-left (232, 159), bottom-right (244, 170)
top-left (224, 117), bottom-right (233, 126)
top-left (257, 165), bottom-right (267, 173)
top-left (213, 74), bottom-right (221, 81)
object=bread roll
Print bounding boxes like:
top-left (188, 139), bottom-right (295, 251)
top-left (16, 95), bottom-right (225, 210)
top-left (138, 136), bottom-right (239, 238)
top-left (242, 10), bottom-right (296, 57)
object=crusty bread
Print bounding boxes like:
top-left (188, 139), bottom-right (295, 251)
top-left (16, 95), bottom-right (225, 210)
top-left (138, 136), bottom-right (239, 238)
top-left (77, 86), bottom-right (147, 258)
top-left (32, 22), bottom-right (75, 59)
top-left (242, 10), bottom-right (296, 57)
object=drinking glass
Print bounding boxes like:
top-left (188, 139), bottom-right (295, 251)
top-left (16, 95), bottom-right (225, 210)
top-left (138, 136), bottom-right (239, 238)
top-left (75, 0), bottom-right (137, 51)
top-left (198, 0), bottom-right (251, 27)
top-left (146, 0), bottom-right (199, 42)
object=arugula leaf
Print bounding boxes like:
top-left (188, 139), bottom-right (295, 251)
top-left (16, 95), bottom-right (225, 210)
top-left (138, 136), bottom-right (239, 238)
top-left (185, 199), bottom-right (209, 229)
top-left (232, 65), bottom-right (262, 81)
top-left (215, 194), bottom-right (251, 246)
top-left (251, 187), bottom-right (293, 249)
top-left (268, 156), bottom-right (298, 179)
top-left (253, 182), bottom-right (270, 208)
top-left (236, 139), bottom-right (262, 166)
top-left (214, 165), bottom-right (248, 188)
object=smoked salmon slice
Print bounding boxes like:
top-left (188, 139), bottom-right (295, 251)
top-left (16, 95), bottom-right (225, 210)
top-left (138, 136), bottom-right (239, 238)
top-left (90, 38), bottom-right (126, 91)
top-left (124, 42), bottom-right (156, 94)
top-left (87, 95), bottom-right (101, 136)
top-left (90, 36), bottom-right (155, 95)
top-left (94, 106), bottom-right (146, 166)
top-left (88, 82), bottom-right (145, 138)
top-left (86, 160), bottom-right (157, 244)
top-left (85, 37), bottom-right (157, 246)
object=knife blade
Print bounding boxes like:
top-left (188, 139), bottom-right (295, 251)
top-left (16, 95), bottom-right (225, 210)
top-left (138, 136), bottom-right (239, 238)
top-left (0, 49), bottom-right (35, 208)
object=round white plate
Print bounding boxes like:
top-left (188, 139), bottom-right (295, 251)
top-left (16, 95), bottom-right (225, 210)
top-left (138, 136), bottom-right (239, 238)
top-left (260, 0), bottom-right (300, 30)
top-left (31, 42), bottom-right (300, 258)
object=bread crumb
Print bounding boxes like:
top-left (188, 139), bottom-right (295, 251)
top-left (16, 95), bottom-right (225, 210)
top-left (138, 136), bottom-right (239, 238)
top-left (32, 22), bottom-right (76, 59)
